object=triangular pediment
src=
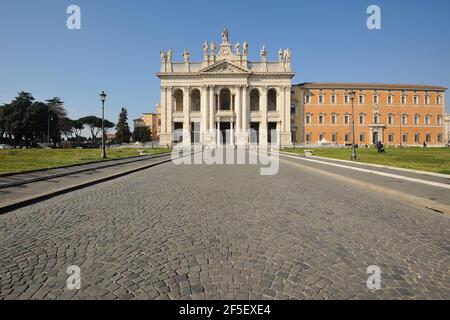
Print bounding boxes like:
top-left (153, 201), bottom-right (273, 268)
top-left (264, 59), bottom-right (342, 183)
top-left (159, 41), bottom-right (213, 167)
top-left (199, 61), bottom-right (250, 74)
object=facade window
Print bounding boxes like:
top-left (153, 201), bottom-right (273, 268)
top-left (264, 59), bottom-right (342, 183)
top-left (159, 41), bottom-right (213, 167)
top-left (332, 133), bottom-right (337, 143)
top-left (413, 95), bottom-right (419, 105)
top-left (344, 94), bottom-right (350, 104)
top-left (304, 94), bottom-right (311, 104)
top-left (359, 133), bottom-right (365, 143)
top-left (437, 134), bottom-right (442, 143)
top-left (191, 89), bottom-right (201, 112)
top-left (291, 104), bottom-right (296, 115)
top-left (437, 115), bottom-right (443, 126)
top-left (436, 96), bottom-right (442, 105)
top-left (305, 113), bottom-right (311, 124)
top-left (359, 114), bottom-right (365, 124)
top-left (331, 94), bottom-right (336, 104)
top-left (345, 134), bottom-right (350, 143)
top-left (425, 95), bottom-right (430, 105)
top-left (373, 94), bottom-right (379, 104)
top-left (388, 114), bottom-right (394, 125)
top-left (414, 115), bottom-right (420, 125)
top-left (319, 133), bottom-right (324, 141)
top-left (402, 114), bottom-right (408, 125)
top-left (318, 93), bottom-right (324, 104)
top-left (358, 94), bottom-right (364, 104)
top-left (318, 114), bottom-right (324, 124)
top-left (344, 113), bottom-right (350, 124)
top-left (414, 133), bottom-right (420, 143)
top-left (401, 95), bottom-right (407, 104)
top-left (425, 133), bottom-right (431, 143)
top-left (331, 114), bottom-right (337, 124)
top-left (306, 133), bottom-right (311, 143)
top-left (402, 134), bottom-right (408, 143)
top-left (387, 95), bottom-right (393, 104)
top-left (373, 115), bottom-right (379, 124)
top-left (425, 115), bottom-right (430, 125)
top-left (388, 134), bottom-right (394, 143)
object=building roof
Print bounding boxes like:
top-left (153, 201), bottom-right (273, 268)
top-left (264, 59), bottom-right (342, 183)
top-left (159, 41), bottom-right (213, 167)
top-left (296, 82), bottom-right (447, 92)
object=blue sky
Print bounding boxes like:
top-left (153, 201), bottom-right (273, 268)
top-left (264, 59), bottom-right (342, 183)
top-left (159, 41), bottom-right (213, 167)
top-left (0, 0), bottom-right (449, 125)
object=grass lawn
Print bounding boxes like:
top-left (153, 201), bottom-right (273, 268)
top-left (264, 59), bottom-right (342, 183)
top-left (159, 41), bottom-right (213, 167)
top-left (283, 147), bottom-right (450, 175)
top-left (0, 147), bottom-right (171, 174)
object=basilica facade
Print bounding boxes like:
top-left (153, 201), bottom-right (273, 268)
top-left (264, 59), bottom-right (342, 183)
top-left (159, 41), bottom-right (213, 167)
top-left (157, 30), bottom-right (294, 147)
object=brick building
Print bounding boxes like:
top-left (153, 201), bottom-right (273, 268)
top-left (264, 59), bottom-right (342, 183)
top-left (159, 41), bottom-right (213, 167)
top-left (292, 83), bottom-right (447, 147)
top-left (133, 104), bottom-right (162, 141)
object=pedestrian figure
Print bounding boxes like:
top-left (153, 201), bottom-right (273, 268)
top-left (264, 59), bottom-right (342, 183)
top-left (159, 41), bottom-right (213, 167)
top-left (423, 141), bottom-right (427, 148)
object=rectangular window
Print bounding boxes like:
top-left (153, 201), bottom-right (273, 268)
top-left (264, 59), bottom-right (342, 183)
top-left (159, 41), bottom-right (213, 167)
top-left (305, 114), bottom-right (311, 124)
top-left (426, 134), bottom-right (431, 143)
top-left (359, 115), bottom-right (364, 124)
top-left (306, 133), bottom-right (311, 143)
top-left (331, 115), bottom-right (337, 124)
top-left (373, 115), bottom-right (379, 124)
top-left (425, 116), bottom-right (430, 125)
top-left (388, 115), bottom-right (393, 125)
top-left (319, 94), bottom-right (324, 104)
top-left (414, 133), bottom-right (420, 143)
top-left (402, 115), bottom-right (407, 125)
top-left (388, 95), bottom-right (393, 104)
top-left (359, 134), bottom-right (365, 143)
top-left (319, 133), bottom-right (324, 141)
top-left (332, 133), bottom-right (337, 143)
top-left (425, 96), bottom-right (430, 105)
top-left (318, 114), bottom-right (324, 124)
top-left (359, 95), bottom-right (364, 104)
top-left (413, 96), bottom-right (418, 105)
top-left (437, 134), bottom-right (442, 143)
top-left (437, 96), bottom-right (442, 105)
top-left (344, 95), bottom-right (349, 104)
top-left (331, 95), bottom-right (336, 104)
top-left (345, 134), bottom-right (350, 143)
top-left (373, 95), bottom-right (379, 104)
top-left (388, 134), bottom-right (394, 143)
top-left (401, 95), bottom-right (406, 104)
top-left (344, 114), bottom-right (350, 124)
top-left (305, 95), bottom-right (310, 104)
top-left (402, 134), bottom-right (408, 143)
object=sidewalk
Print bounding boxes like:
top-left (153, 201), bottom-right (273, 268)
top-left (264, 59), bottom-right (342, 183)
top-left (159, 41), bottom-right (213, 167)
top-left (0, 153), bottom-right (173, 214)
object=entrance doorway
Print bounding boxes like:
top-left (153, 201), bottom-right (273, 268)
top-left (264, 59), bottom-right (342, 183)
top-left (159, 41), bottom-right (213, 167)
top-left (219, 122), bottom-right (231, 145)
top-left (250, 122), bottom-right (260, 144)
top-left (268, 122), bottom-right (277, 144)
top-left (373, 131), bottom-right (379, 144)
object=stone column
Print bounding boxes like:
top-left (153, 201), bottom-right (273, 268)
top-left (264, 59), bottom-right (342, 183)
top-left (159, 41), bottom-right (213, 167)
top-left (167, 87), bottom-right (173, 140)
top-left (235, 85), bottom-right (242, 133)
top-left (183, 87), bottom-right (191, 145)
top-left (160, 86), bottom-right (166, 136)
top-left (209, 86), bottom-right (215, 136)
top-left (216, 118), bottom-right (220, 145)
top-left (242, 85), bottom-right (249, 143)
top-left (281, 85), bottom-right (292, 147)
top-left (260, 86), bottom-right (268, 146)
top-left (230, 119), bottom-right (234, 146)
top-left (201, 86), bottom-right (208, 142)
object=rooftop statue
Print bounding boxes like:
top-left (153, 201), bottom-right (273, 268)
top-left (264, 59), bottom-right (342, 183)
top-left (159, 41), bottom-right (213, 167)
top-left (243, 41), bottom-right (248, 56)
top-left (182, 49), bottom-right (190, 63)
top-left (203, 41), bottom-right (209, 55)
top-left (221, 28), bottom-right (229, 43)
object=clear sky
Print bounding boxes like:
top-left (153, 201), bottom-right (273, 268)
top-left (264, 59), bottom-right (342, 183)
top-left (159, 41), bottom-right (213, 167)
top-left (0, 0), bottom-right (449, 126)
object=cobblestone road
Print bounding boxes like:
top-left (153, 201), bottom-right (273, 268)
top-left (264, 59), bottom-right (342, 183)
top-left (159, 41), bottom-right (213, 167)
top-left (0, 158), bottom-right (449, 300)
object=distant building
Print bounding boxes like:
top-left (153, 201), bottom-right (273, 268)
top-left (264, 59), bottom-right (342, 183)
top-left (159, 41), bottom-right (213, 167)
top-left (133, 104), bottom-right (161, 141)
top-left (292, 83), bottom-right (447, 147)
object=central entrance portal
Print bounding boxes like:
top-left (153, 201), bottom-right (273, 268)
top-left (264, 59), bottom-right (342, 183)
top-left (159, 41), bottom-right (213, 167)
top-left (219, 122), bottom-right (231, 145)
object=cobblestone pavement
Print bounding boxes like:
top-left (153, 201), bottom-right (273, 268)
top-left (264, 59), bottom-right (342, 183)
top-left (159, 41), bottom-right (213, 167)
top-left (0, 158), bottom-right (449, 300)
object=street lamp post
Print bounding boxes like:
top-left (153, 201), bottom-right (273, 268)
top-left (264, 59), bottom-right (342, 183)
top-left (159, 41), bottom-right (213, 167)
top-left (398, 112), bottom-right (403, 148)
top-left (47, 114), bottom-right (53, 148)
top-left (100, 91), bottom-right (107, 159)
top-left (349, 91), bottom-right (357, 161)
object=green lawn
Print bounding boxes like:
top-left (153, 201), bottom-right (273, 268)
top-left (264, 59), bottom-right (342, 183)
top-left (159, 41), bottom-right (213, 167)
top-left (0, 148), bottom-right (171, 174)
top-left (283, 147), bottom-right (450, 175)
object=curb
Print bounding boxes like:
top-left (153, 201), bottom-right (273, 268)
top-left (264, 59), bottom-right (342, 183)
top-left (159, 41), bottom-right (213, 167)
top-left (0, 155), bottom-right (176, 215)
top-left (0, 152), bottom-right (172, 190)
top-left (280, 151), bottom-right (450, 179)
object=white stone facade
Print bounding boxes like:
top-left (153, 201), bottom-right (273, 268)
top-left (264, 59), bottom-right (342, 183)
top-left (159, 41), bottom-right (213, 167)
top-left (157, 30), bottom-right (294, 147)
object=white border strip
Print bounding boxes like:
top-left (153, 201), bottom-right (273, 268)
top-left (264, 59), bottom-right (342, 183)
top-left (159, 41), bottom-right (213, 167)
top-left (280, 153), bottom-right (450, 190)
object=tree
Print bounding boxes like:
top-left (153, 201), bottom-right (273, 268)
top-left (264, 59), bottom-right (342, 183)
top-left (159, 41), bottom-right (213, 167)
top-left (115, 108), bottom-right (131, 144)
top-left (23, 102), bottom-right (49, 147)
top-left (59, 117), bottom-right (75, 140)
top-left (78, 116), bottom-right (114, 144)
top-left (46, 97), bottom-right (67, 118)
top-left (73, 119), bottom-right (84, 147)
top-left (133, 126), bottom-right (152, 143)
top-left (3, 92), bottom-right (34, 147)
